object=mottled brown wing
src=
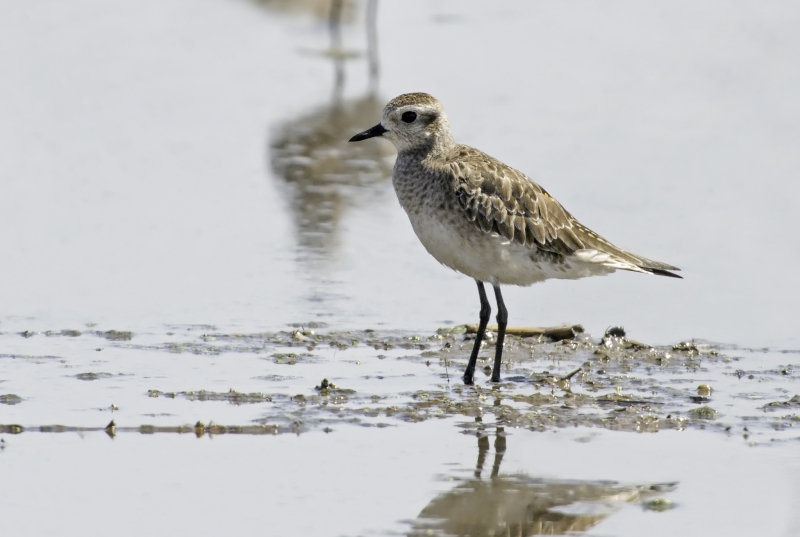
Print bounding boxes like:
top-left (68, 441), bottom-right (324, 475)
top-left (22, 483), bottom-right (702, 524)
top-left (447, 145), bottom-right (681, 274)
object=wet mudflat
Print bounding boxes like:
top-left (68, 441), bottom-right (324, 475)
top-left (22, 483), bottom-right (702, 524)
top-left (2, 325), bottom-right (800, 535)
top-left (4, 325), bottom-right (800, 441)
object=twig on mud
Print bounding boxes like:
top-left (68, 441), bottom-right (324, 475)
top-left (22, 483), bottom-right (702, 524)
top-left (464, 324), bottom-right (584, 341)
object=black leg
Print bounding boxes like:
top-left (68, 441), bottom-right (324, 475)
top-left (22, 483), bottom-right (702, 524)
top-left (491, 284), bottom-right (507, 382)
top-left (463, 280), bottom-right (490, 385)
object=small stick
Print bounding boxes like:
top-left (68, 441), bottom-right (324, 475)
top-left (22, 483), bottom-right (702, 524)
top-left (464, 324), bottom-right (584, 341)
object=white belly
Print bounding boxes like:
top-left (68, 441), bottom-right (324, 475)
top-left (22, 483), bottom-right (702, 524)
top-left (406, 210), bottom-right (615, 286)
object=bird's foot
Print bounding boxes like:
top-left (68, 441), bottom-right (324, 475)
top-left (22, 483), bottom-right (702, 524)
top-left (462, 374), bottom-right (475, 385)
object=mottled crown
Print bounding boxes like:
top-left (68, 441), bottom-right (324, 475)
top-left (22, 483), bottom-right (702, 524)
top-left (385, 92), bottom-right (442, 112)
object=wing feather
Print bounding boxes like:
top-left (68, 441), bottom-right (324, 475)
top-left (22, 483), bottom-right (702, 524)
top-left (445, 145), bottom-right (681, 276)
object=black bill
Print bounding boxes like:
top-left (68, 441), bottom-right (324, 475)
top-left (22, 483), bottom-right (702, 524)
top-left (349, 123), bottom-right (388, 142)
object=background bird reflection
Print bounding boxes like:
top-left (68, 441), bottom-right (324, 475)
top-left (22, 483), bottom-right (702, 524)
top-left (268, 0), bottom-right (393, 262)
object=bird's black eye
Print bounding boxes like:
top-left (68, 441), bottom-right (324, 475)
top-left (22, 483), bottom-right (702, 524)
top-left (401, 111), bottom-right (417, 123)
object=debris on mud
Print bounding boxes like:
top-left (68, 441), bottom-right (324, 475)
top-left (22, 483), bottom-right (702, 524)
top-left (643, 498), bottom-right (675, 512)
top-left (146, 389), bottom-right (275, 405)
top-left (315, 378), bottom-right (336, 391)
top-left (48, 330), bottom-right (82, 337)
top-left (272, 352), bottom-right (317, 365)
top-left (464, 324), bottom-right (584, 341)
top-left (74, 372), bottom-right (114, 381)
top-left (761, 395), bottom-right (800, 411)
top-left (697, 384), bottom-right (713, 397)
top-left (0, 394), bottom-right (23, 405)
top-left (98, 330), bottom-right (133, 341)
top-left (688, 406), bottom-right (719, 420)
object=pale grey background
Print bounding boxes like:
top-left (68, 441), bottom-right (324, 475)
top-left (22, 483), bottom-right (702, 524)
top-left (1, 0), bottom-right (798, 343)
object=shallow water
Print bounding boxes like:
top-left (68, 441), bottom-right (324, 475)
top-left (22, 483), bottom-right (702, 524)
top-left (3, 422), bottom-right (797, 536)
top-left (3, 326), bottom-right (800, 534)
top-left (1, 1), bottom-right (800, 535)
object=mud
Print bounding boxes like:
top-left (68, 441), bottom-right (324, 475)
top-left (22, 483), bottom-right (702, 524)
top-left (2, 326), bottom-right (798, 445)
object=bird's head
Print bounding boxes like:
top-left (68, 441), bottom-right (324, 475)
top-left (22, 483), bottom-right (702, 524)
top-left (349, 92), bottom-right (454, 153)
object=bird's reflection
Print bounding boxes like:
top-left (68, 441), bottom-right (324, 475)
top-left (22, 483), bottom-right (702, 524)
top-left (409, 425), bottom-right (674, 536)
top-left (268, 0), bottom-right (393, 261)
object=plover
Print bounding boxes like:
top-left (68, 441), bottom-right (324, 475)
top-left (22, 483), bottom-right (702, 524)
top-left (349, 92), bottom-right (680, 384)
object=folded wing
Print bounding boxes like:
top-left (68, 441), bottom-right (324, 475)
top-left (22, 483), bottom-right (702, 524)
top-left (447, 145), bottom-right (681, 278)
